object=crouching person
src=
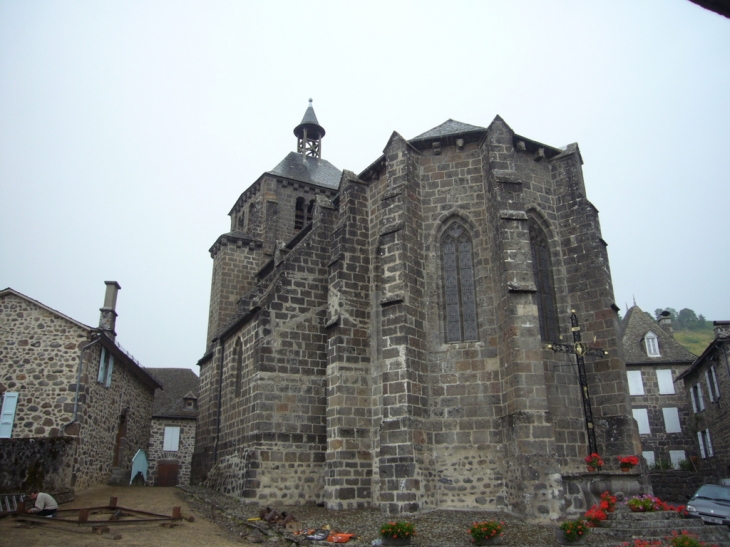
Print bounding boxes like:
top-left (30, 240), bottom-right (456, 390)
top-left (27, 489), bottom-right (58, 517)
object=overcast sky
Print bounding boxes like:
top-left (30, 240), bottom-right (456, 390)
top-left (1, 1), bottom-right (728, 373)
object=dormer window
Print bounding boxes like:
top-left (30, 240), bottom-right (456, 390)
top-left (644, 331), bottom-right (660, 357)
top-left (185, 399), bottom-right (195, 410)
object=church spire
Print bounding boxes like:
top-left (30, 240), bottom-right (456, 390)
top-left (294, 98), bottom-right (326, 158)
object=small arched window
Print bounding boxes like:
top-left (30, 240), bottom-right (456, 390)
top-left (441, 220), bottom-right (478, 342)
top-left (528, 218), bottom-right (559, 342)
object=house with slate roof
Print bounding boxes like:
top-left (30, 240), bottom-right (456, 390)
top-left (676, 321), bottom-right (730, 481)
top-left (146, 367), bottom-right (199, 486)
top-left (192, 101), bottom-right (640, 521)
top-left (0, 282), bottom-right (160, 492)
top-left (620, 306), bottom-right (697, 469)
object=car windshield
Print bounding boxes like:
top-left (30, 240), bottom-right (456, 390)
top-left (692, 485), bottom-right (730, 502)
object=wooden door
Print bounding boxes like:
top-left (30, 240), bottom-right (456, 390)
top-left (155, 462), bottom-right (179, 486)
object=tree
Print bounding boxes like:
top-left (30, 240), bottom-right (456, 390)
top-left (678, 308), bottom-right (699, 330)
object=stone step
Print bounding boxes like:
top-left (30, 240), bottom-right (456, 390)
top-left (588, 510), bottom-right (730, 547)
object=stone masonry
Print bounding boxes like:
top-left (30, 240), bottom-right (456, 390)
top-left (0, 286), bottom-right (159, 491)
top-left (192, 106), bottom-right (641, 522)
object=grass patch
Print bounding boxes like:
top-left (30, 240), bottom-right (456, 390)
top-left (673, 327), bottom-right (715, 356)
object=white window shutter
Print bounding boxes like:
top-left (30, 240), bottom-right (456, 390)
top-left (627, 371), bottom-right (644, 395)
top-left (106, 355), bottom-right (114, 388)
top-left (706, 429), bottom-right (714, 457)
top-left (698, 385), bottom-right (706, 411)
top-left (0, 392), bottom-right (19, 438)
top-left (711, 366), bottom-right (720, 399)
top-left (656, 370), bottom-right (675, 394)
top-left (706, 371), bottom-right (715, 402)
top-left (690, 389), bottom-right (698, 413)
top-left (662, 407), bottom-right (681, 433)
top-left (669, 450), bottom-right (686, 469)
top-left (632, 408), bottom-right (650, 434)
top-left (698, 431), bottom-right (706, 458)
top-left (98, 348), bottom-right (107, 383)
top-left (163, 426), bottom-right (180, 451)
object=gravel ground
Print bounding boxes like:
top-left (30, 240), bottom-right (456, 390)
top-left (178, 486), bottom-right (582, 547)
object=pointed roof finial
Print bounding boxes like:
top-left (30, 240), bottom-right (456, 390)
top-left (294, 99), bottom-right (325, 158)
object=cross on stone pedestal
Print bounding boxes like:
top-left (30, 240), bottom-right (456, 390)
top-left (547, 310), bottom-right (608, 456)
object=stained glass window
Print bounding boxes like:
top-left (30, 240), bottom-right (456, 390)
top-left (441, 221), bottom-right (478, 342)
top-left (529, 220), bottom-right (559, 342)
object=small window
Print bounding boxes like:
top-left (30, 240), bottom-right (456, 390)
top-left (97, 348), bottom-right (114, 387)
top-left (691, 384), bottom-right (705, 413)
top-left (656, 370), bottom-right (675, 394)
top-left (698, 429), bottom-right (714, 458)
top-left (627, 370), bottom-right (644, 395)
top-left (669, 450), bottom-right (686, 469)
top-left (185, 400), bottom-right (195, 409)
top-left (163, 426), bottom-right (181, 452)
top-left (644, 331), bottom-right (660, 357)
top-left (642, 450), bottom-right (656, 467)
top-left (662, 407), bottom-right (681, 433)
top-left (632, 408), bottom-right (651, 434)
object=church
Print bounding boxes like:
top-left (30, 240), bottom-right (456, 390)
top-left (191, 102), bottom-right (642, 521)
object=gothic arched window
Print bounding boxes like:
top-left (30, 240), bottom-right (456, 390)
top-left (528, 219), bottom-right (559, 342)
top-left (441, 221), bottom-right (478, 342)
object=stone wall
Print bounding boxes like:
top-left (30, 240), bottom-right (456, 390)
top-left (649, 470), bottom-right (706, 502)
top-left (628, 363), bottom-right (695, 465)
top-left (147, 417), bottom-right (196, 485)
top-left (0, 292), bottom-right (87, 436)
top-left (0, 437), bottom-right (77, 492)
top-left (71, 341), bottom-right (155, 489)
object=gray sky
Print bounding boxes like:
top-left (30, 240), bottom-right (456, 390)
top-left (1, 1), bottom-right (728, 373)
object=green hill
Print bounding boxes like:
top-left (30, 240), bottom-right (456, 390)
top-left (673, 327), bottom-right (715, 356)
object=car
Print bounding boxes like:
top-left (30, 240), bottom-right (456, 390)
top-left (686, 484), bottom-right (730, 525)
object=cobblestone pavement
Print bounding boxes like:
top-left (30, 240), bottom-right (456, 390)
top-left (179, 486), bottom-right (594, 547)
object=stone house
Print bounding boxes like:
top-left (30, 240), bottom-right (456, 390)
top-left (0, 282), bottom-right (161, 492)
top-left (676, 321), bottom-right (730, 482)
top-left (145, 367), bottom-right (199, 486)
top-left (192, 103), bottom-right (641, 521)
top-left (620, 306), bottom-right (697, 468)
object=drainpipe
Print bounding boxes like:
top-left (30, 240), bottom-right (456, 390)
top-left (62, 335), bottom-right (102, 432)
top-left (213, 339), bottom-right (225, 464)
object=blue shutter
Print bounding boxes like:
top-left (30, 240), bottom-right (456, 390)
top-left (0, 392), bottom-right (19, 438)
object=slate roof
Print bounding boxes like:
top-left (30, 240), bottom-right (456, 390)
top-left (298, 104), bottom-right (322, 129)
top-left (146, 368), bottom-right (200, 419)
top-left (267, 151), bottom-right (341, 189)
top-left (620, 306), bottom-right (697, 365)
top-left (411, 119), bottom-right (486, 141)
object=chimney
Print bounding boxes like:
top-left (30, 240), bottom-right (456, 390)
top-left (658, 310), bottom-right (674, 337)
top-left (99, 281), bottom-right (121, 341)
top-left (713, 321), bottom-right (730, 338)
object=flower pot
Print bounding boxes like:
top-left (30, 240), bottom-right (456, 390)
top-left (607, 507), bottom-right (615, 513)
top-left (621, 466), bottom-right (632, 473)
top-left (473, 536), bottom-right (501, 546)
top-left (556, 529), bottom-right (586, 545)
top-left (587, 466), bottom-right (596, 472)
top-left (382, 537), bottom-right (411, 547)
top-left (628, 506), bottom-right (644, 512)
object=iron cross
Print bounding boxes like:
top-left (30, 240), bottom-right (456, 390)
top-left (547, 310), bottom-right (608, 456)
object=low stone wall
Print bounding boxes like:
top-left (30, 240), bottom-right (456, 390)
top-left (0, 436), bottom-right (77, 492)
top-left (649, 470), bottom-right (706, 503)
